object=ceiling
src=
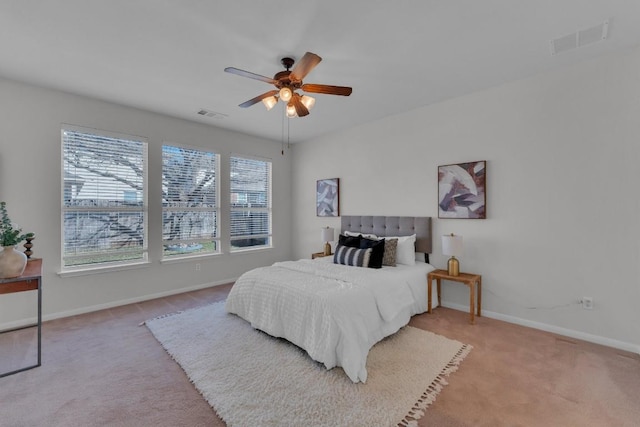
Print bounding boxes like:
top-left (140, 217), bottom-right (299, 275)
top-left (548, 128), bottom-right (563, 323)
top-left (2, 1), bottom-right (640, 144)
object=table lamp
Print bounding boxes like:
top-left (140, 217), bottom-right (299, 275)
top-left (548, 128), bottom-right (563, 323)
top-left (442, 233), bottom-right (463, 276)
top-left (321, 227), bottom-right (334, 256)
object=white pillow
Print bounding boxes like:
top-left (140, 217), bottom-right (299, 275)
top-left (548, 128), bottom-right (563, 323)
top-left (343, 230), bottom-right (415, 265)
top-left (343, 230), bottom-right (378, 239)
top-left (385, 234), bottom-right (416, 265)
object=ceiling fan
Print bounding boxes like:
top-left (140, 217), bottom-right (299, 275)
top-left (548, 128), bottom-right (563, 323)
top-left (224, 52), bottom-right (352, 118)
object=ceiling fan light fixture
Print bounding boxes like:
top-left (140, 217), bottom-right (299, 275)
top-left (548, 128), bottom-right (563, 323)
top-left (262, 95), bottom-right (278, 111)
top-left (286, 103), bottom-right (297, 118)
top-left (301, 95), bottom-right (315, 110)
top-left (279, 87), bottom-right (292, 102)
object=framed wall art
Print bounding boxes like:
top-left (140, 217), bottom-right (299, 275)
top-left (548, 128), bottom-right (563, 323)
top-left (316, 178), bottom-right (340, 217)
top-left (438, 160), bottom-right (486, 219)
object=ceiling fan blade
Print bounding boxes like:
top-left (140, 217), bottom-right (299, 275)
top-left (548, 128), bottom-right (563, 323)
top-left (301, 83), bottom-right (352, 96)
top-left (224, 67), bottom-right (276, 84)
top-left (239, 90), bottom-right (279, 108)
top-left (290, 52), bottom-right (322, 82)
top-left (291, 94), bottom-right (309, 117)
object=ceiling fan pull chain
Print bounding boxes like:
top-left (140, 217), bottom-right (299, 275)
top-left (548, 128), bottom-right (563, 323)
top-left (287, 115), bottom-right (291, 150)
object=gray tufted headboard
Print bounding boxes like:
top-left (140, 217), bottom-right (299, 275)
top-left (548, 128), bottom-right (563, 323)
top-left (340, 216), bottom-right (432, 254)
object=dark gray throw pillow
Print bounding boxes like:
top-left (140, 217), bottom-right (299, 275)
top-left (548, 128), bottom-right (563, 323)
top-left (338, 234), bottom-right (362, 248)
top-left (360, 237), bottom-right (385, 269)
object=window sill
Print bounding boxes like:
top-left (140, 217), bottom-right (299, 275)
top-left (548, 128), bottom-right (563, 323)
top-left (160, 252), bottom-right (221, 264)
top-left (58, 260), bottom-right (152, 278)
top-left (229, 246), bottom-right (273, 255)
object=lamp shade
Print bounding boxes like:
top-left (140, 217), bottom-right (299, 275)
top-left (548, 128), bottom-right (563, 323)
top-left (301, 95), bottom-right (316, 110)
top-left (442, 234), bottom-right (463, 256)
top-left (321, 227), bottom-right (335, 243)
top-left (261, 96), bottom-right (278, 111)
top-left (279, 87), bottom-right (292, 102)
top-left (286, 103), bottom-right (297, 118)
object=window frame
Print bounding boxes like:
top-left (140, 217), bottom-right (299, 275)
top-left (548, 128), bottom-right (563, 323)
top-left (161, 143), bottom-right (221, 260)
top-left (229, 154), bottom-right (273, 252)
top-left (60, 125), bottom-right (149, 274)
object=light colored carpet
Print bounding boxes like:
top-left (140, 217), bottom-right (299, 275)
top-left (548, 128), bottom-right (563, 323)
top-left (145, 301), bottom-right (471, 427)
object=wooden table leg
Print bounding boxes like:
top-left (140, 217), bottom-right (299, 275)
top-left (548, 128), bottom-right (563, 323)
top-left (437, 278), bottom-right (442, 308)
top-left (477, 277), bottom-right (482, 317)
top-left (427, 274), bottom-right (432, 314)
top-left (469, 281), bottom-right (475, 324)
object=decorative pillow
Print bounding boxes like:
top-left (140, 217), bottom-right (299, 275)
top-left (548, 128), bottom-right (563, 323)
top-left (333, 244), bottom-right (372, 267)
top-left (381, 238), bottom-right (398, 267)
top-left (385, 234), bottom-right (416, 265)
top-left (360, 237), bottom-right (385, 269)
top-left (338, 234), bottom-right (361, 248)
top-left (344, 230), bottom-right (378, 240)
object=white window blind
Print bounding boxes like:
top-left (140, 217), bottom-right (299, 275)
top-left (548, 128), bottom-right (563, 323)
top-left (62, 127), bottom-right (148, 268)
top-left (162, 145), bottom-right (219, 257)
top-left (230, 155), bottom-right (272, 251)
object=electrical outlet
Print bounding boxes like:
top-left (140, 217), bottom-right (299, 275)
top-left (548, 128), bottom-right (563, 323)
top-left (195, 263), bottom-right (201, 271)
top-left (581, 296), bottom-right (593, 310)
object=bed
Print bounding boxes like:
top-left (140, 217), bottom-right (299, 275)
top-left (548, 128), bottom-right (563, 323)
top-left (225, 216), bottom-right (435, 383)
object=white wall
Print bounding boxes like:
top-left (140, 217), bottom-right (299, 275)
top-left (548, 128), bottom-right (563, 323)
top-left (0, 78), bottom-right (292, 326)
top-left (292, 47), bottom-right (640, 352)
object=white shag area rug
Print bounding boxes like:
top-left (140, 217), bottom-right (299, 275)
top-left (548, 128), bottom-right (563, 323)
top-left (145, 301), bottom-right (471, 427)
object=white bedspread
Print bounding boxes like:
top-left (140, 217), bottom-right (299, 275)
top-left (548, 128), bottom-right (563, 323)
top-left (225, 258), bottom-right (435, 383)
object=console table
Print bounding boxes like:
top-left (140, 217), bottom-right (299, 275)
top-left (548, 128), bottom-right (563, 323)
top-left (0, 258), bottom-right (43, 377)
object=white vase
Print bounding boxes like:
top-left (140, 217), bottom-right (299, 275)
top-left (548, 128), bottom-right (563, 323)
top-left (0, 245), bottom-right (28, 279)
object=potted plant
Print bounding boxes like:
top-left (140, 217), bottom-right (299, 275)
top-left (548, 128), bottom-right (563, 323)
top-left (0, 201), bottom-right (33, 278)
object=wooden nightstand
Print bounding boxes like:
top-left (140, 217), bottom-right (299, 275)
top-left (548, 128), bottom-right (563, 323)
top-left (312, 252), bottom-right (331, 259)
top-left (427, 269), bottom-right (482, 324)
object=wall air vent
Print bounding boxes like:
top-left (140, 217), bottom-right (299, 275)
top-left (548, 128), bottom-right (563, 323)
top-left (196, 109), bottom-right (227, 119)
top-left (549, 19), bottom-right (610, 56)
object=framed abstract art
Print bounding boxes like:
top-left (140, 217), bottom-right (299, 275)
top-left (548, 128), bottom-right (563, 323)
top-left (438, 161), bottom-right (486, 219)
top-left (316, 178), bottom-right (340, 217)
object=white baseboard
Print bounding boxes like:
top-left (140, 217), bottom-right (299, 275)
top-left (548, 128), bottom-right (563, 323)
top-left (442, 302), bottom-right (640, 355)
top-left (0, 278), bottom-right (237, 332)
top-left (5, 286), bottom-right (638, 356)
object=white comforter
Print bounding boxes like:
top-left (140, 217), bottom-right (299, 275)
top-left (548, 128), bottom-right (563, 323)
top-left (225, 258), bottom-right (435, 383)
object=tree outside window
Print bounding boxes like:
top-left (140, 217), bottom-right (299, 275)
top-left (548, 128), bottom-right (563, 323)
top-left (62, 128), bottom-right (148, 268)
top-left (162, 145), bottom-right (219, 257)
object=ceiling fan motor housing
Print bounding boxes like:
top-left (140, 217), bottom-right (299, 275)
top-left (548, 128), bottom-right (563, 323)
top-left (273, 71), bottom-right (299, 89)
top-left (274, 57), bottom-right (303, 89)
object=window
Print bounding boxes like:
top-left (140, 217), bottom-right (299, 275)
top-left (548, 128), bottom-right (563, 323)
top-left (230, 155), bottom-right (272, 251)
top-left (62, 127), bottom-right (148, 269)
top-left (162, 145), bottom-right (219, 258)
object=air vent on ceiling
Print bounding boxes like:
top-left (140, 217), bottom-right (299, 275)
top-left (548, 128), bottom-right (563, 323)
top-left (196, 109), bottom-right (227, 119)
top-left (549, 19), bottom-right (610, 56)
